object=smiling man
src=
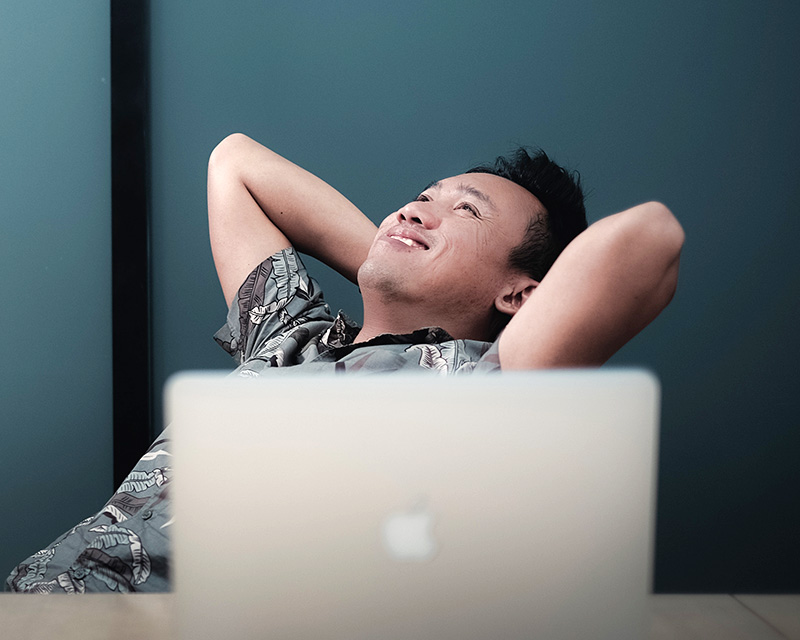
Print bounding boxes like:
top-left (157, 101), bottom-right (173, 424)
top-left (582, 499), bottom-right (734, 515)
top-left (356, 173), bottom-right (541, 343)
top-left (6, 133), bottom-right (683, 593)
top-left (207, 133), bottom-right (682, 374)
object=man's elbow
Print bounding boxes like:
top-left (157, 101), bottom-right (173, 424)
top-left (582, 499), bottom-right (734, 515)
top-left (208, 132), bottom-right (252, 174)
top-left (635, 201), bottom-right (684, 259)
top-left (638, 201), bottom-right (684, 308)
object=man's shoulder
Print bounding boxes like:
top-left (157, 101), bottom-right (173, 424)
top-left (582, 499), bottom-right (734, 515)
top-left (215, 248), bottom-right (334, 366)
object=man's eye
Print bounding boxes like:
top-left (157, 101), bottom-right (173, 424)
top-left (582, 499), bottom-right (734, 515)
top-left (415, 194), bottom-right (430, 202)
top-left (459, 203), bottom-right (480, 218)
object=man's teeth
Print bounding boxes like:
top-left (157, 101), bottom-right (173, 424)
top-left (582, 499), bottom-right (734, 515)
top-left (391, 235), bottom-right (421, 247)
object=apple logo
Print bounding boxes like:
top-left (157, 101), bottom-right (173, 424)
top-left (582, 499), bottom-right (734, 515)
top-left (380, 498), bottom-right (439, 562)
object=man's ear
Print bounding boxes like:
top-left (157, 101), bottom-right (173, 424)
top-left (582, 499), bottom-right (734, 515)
top-left (494, 277), bottom-right (538, 316)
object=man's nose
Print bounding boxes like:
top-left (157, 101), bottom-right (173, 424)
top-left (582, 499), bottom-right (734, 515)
top-left (397, 202), bottom-right (439, 228)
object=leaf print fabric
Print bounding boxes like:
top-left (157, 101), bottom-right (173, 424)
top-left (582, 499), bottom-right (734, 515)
top-left (87, 524), bottom-right (151, 586)
top-left (406, 344), bottom-right (453, 373)
top-left (6, 248), bottom-right (501, 593)
top-left (405, 343), bottom-right (483, 375)
top-left (215, 249), bottom-right (333, 366)
top-left (6, 432), bottom-right (173, 594)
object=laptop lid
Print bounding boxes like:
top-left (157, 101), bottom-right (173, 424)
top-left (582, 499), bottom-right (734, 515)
top-left (168, 369), bottom-right (659, 640)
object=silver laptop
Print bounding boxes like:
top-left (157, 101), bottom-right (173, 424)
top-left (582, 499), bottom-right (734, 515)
top-left (167, 369), bottom-right (659, 640)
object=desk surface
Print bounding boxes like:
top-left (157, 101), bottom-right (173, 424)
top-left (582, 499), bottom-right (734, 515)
top-left (0, 593), bottom-right (798, 640)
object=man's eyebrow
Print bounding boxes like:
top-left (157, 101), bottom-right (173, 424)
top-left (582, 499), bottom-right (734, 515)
top-left (457, 183), bottom-right (496, 210)
top-left (420, 180), bottom-right (497, 210)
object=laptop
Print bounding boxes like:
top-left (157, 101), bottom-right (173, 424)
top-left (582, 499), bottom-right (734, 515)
top-left (167, 369), bottom-right (660, 640)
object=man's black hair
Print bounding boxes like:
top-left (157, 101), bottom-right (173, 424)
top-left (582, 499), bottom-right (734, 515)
top-left (467, 147), bottom-right (587, 283)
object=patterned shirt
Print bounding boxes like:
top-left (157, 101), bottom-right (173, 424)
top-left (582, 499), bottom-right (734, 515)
top-left (6, 248), bottom-right (500, 593)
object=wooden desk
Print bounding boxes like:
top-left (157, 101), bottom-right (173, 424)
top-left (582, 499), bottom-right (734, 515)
top-left (650, 595), bottom-right (800, 640)
top-left (1, 593), bottom-right (798, 639)
top-left (0, 593), bottom-right (174, 640)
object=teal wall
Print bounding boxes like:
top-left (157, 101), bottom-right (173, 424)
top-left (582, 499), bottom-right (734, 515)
top-left (149, 1), bottom-right (799, 592)
top-left (0, 3), bottom-right (112, 576)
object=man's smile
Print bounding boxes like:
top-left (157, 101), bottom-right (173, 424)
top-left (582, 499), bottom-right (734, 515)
top-left (384, 228), bottom-right (430, 250)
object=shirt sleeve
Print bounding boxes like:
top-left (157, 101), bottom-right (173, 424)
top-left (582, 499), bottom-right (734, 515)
top-left (213, 248), bottom-right (333, 365)
top-left (470, 338), bottom-right (502, 372)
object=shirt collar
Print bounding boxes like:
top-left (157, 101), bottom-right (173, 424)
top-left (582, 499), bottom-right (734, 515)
top-left (319, 312), bottom-right (361, 349)
top-left (319, 311), bottom-right (455, 352)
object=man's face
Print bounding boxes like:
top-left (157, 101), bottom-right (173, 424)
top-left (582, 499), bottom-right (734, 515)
top-left (358, 172), bottom-right (543, 321)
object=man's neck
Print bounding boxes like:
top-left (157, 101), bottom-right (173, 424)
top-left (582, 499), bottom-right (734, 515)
top-left (353, 306), bottom-right (423, 344)
top-left (354, 296), bottom-right (492, 344)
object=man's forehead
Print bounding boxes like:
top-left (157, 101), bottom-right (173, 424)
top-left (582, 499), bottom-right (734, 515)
top-left (425, 177), bottom-right (498, 210)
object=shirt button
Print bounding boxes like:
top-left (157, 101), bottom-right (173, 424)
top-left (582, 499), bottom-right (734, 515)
top-left (141, 509), bottom-right (153, 520)
top-left (72, 567), bottom-right (89, 580)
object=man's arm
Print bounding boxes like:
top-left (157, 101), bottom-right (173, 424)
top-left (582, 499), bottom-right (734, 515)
top-left (498, 201), bottom-right (684, 369)
top-left (207, 133), bottom-right (378, 306)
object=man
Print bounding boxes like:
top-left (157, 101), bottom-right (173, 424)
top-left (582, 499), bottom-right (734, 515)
top-left (6, 134), bottom-right (683, 592)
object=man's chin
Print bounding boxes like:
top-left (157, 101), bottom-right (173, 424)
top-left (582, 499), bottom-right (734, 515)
top-left (357, 260), bottom-right (414, 303)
